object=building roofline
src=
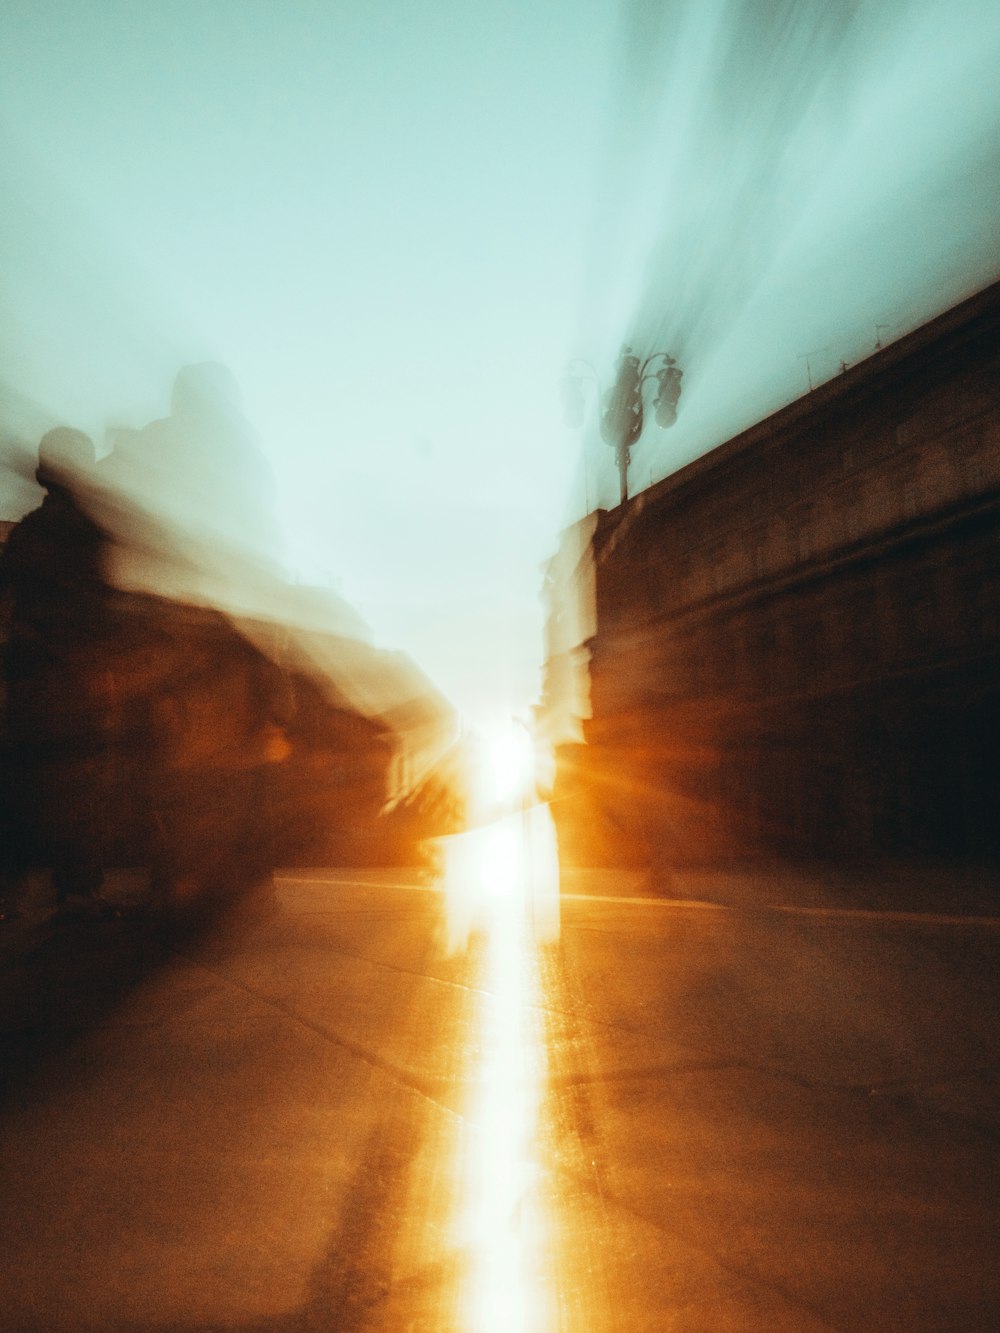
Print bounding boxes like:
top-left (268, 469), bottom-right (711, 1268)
top-left (609, 274), bottom-right (1000, 528)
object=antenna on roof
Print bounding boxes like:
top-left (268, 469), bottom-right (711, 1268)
top-left (796, 347), bottom-right (829, 392)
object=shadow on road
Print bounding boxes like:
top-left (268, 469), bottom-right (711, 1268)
top-left (0, 886), bottom-right (278, 1109)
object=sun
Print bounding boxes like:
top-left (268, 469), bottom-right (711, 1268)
top-left (479, 718), bottom-right (536, 808)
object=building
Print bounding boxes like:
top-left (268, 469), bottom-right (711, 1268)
top-left (543, 279), bottom-right (1000, 869)
top-left (1, 507), bottom-right (458, 874)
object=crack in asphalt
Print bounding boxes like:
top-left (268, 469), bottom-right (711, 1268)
top-left (168, 945), bottom-right (468, 1120)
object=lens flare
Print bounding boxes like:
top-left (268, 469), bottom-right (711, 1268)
top-left (485, 723), bottom-right (535, 805)
top-left (436, 805), bottom-right (560, 956)
top-left (450, 812), bottom-right (555, 1333)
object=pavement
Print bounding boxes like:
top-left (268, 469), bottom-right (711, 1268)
top-left (2, 854), bottom-right (999, 1331)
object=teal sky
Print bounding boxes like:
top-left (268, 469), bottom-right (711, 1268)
top-left (2, 1), bottom-right (999, 721)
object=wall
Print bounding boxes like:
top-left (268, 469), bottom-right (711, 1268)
top-left (547, 279), bottom-right (1000, 867)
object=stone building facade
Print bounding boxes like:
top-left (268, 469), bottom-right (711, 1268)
top-left (543, 279), bottom-right (1000, 868)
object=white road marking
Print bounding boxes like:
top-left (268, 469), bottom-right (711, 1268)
top-left (274, 875), bottom-right (1000, 928)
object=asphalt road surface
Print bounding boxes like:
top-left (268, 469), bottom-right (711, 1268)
top-left (2, 839), bottom-right (999, 1331)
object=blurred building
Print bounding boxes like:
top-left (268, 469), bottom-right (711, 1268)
top-left (1, 503), bottom-right (459, 873)
top-left (543, 279), bottom-right (1000, 869)
top-left (257, 607), bottom-right (460, 865)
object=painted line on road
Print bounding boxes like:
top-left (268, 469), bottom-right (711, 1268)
top-left (274, 877), bottom-right (1000, 928)
top-left (559, 891), bottom-right (1000, 927)
top-left (275, 876), bottom-right (435, 893)
top-left (561, 893), bottom-right (730, 912)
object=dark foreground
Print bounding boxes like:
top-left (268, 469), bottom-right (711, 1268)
top-left (2, 860), bottom-right (999, 1332)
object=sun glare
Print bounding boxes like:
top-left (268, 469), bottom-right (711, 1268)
top-left (481, 720), bottom-right (536, 807)
top-left (430, 732), bottom-right (563, 1328)
top-left (449, 811), bottom-right (555, 1332)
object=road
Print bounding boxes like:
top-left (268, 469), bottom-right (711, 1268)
top-left (2, 836), bottom-right (999, 1331)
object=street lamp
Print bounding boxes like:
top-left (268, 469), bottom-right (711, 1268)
top-left (561, 347), bottom-right (683, 505)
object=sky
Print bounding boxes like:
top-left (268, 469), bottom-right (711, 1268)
top-left (2, 0), bottom-right (999, 723)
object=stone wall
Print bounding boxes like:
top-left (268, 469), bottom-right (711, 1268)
top-left (548, 279), bottom-right (1000, 867)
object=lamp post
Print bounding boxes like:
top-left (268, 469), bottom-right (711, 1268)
top-left (561, 347), bottom-right (683, 505)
